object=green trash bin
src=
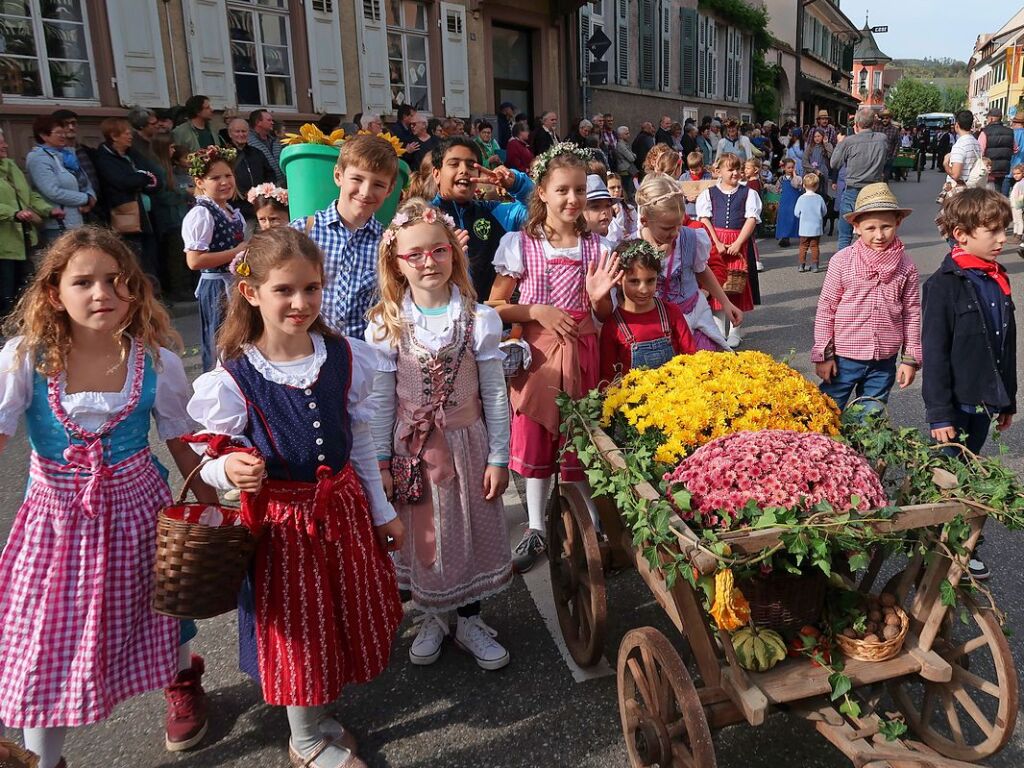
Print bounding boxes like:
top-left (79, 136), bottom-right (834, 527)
top-left (280, 143), bottom-right (341, 221)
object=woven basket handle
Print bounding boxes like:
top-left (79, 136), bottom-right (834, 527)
top-left (175, 461), bottom-right (209, 505)
top-left (176, 433), bottom-right (260, 504)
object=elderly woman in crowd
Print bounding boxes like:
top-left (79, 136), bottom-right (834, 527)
top-left (94, 116), bottom-right (161, 288)
top-left (24, 115), bottom-right (95, 247)
top-left (0, 128), bottom-right (52, 315)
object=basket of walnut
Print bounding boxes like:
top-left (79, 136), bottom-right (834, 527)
top-left (835, 591), bottom-right (909, 662)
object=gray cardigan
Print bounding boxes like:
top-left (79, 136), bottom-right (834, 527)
top-left (25, 145), bottom-right (94, 231)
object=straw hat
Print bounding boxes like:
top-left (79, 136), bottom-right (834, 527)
top-left (816, 109), bottom-right (830, 119)
top-left (843, 183), bottom-right (913, 223)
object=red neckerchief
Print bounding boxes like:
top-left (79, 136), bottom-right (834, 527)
top-left (951, 246), bottom-right (1011, 295)
top-left (689, 171), bottom-right (704, 181)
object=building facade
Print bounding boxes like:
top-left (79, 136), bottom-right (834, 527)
top-left (575, 0), bottom-right (758, 130)
top-left (967, 8), bottom-right (1024, 124)
top-left (764, 0), bottom-right (858, 128)
top-left (851, 22), bottom-right (891, 107)
top-left (0, 0), bottom-right (581, 159)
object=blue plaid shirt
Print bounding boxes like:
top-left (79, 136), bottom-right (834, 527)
top-left (291, 204), bottom-right (383, 338)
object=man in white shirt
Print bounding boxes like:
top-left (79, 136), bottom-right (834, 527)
top-left (944, 110), bottom-right (982, 186)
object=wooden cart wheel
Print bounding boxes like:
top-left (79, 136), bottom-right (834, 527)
top-left (617, 627), bottom-right (717, 768)
top-left (882, 570), bottom-right (1018, 760)
top-left (547, 483), bottom-right (607, 667)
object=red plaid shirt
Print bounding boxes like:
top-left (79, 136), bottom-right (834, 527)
top-left (812, 237), bottom-right (922, 365)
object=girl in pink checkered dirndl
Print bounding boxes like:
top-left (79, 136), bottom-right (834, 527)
top-left (0, 228), bottom-right (218, 768)
top-left (489, 143), bottom-right (621, 571)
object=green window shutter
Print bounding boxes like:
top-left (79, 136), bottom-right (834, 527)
top-left (680, 6), bottom-right (696, 96)
top-left (639, 0), bottom-right (656, 89)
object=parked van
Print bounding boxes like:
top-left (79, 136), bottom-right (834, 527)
top-left (917, 112), bottom-right (955, 130)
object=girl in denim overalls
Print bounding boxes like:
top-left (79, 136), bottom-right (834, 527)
top-left (599, 239), bottom-right (696, 384)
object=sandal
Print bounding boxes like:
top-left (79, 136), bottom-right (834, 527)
top-left (288, 738), bottom-right (367, 768)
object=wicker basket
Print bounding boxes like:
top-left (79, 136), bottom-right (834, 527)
top-left (0, 739), bottom-right (38, 768)
top-left (153, 465), bottom-right (256, 620)
top-left (739, 571), bottom-right (827, 634)
top-left (836, 605), bottom-right (909, 662)
top-left (722, 269), bottom-right (748, 294)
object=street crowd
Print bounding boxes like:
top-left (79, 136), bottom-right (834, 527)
top-left (0, 95), bottom-right (1019, 768)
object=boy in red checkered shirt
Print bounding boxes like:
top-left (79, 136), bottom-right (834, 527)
top-left (811, 183), bottom-right (921, 411)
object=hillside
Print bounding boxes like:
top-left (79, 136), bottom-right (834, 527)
top-left (890, 57), bottom-right (969, 80)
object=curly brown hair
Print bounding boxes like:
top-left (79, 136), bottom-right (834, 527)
top-left (3, 227), bottom-right (181, 376)
top-left (935, 187), bottom-right (1012, 238)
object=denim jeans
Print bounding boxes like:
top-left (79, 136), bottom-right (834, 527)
top-left (836, 187), bottom-right (861, 251)
top-left (197, 277), bottom-right (227, 372)
top-left (820, 355), bottom-right (897, 412)
top-left (1001, 174), bottom-right (1014, 197)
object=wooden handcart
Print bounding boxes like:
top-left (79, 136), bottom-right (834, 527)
top-left (892, 149), bottom-right (922, 183)
top-left (547, 427), bottom-right (1018, 767)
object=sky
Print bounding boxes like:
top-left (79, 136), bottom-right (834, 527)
top-left (836, 1), bottom-right (1022, 62)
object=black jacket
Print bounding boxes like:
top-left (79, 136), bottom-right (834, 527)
top-left (95, 143), bottom-right (159, 234)
top-left (632, 132), bottom-right (656, 171)
top-left (982, 122), bottom-right (1014, 178)
top-left (231, 143), bottom-right (274, 219)
top-left (922, 254), bottom-right (1017, 424)
top-left (529, 127), bottom-right (557, 157)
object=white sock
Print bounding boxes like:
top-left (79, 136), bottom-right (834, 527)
top-left (24, 727), bottom-right (67, 768)
top-left (524, 476), bottom-right (554, 533)
top-left (286, 705), bottom-right (353, 766)
top-left (178, 640), bottom-right (192, 672)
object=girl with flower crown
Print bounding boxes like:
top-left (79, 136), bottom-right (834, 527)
top-left (489, 142), bottom-right (621, 574)
top-left (365, 198), bottom-right (513, 671)
top-left (181, 145), bottom-right (245, 371)
top-left (247, 183), bottom-right (290, 231)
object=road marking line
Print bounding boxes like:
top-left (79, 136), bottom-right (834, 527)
top-left (502, 487), bottom-right (614, 683)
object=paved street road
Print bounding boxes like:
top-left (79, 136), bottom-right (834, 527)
top-left (1, 172), bottom-right (1022, 767)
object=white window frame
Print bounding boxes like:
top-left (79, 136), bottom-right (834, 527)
top-left (227, 0), bottom-right (298, 110)
top-left (386, 0), bottom-right (431, 112)
top-left (873, 70), bottom-right (882, 92)
top-left (0, 0), bottom-right (100, 104)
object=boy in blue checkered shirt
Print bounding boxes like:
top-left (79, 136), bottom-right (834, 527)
top-left (291, 134), bottom-right (398, 338)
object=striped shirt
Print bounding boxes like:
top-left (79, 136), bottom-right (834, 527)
top-left (291, 204), bottom-right (383, 339)
top-left (812, 237), bottom-right (922, 365)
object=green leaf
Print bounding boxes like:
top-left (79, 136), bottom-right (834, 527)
top-left (939, 580), bottom-right (957, 608)
top-left (878, 718), bottom-right (908, 742)
top-left (828, 672), bottom-right (852, 701)
top-left (838, 697), bottom-right (861, 719)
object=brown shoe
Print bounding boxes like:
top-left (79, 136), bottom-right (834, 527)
top-left (288, 739), bottom-right (367, 768)
top-left (316, 714), bottom-right (358, 753)
top-left (164, 654), bottom-right (209, 751)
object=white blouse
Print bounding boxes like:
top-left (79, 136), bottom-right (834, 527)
top-left (181, 197), bottom-right (245, 252)
top-left (493, 230), bottom-right (584, 279)
top-left (0, 336), bottom-right (192, 440)
top-left (363, 287), bottom-right (510, 466)
top-left (187, 333), bottom-right (396, 525)
top-left (695, 182), bottom-right (763, 223)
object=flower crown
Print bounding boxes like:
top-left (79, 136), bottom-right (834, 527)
top-left (381, 206), bottom-right (457, 248)
top-left (530, 141), bottom-right (591, 182)
top-left (246, 183), bottom-right (288, 206)
top-left (616, 239), bottom-right (660, 265)
top-left (188, 145), bottom-right (237, 178)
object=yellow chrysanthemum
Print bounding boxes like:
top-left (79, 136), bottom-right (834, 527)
top-left (601, 350), bottom-right (841, 463)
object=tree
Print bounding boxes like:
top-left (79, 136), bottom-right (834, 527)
top-left (885, 78), bottom-right (942, 125)
top-left (941, 87), bottom-right (966, 114)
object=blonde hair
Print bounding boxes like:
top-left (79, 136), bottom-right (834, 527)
top-left (803, 173), bottom-right (820, 191)
top-left (3, 226), bottom-right (181, 376)
top-left (686, 151), bottom-right (704, 170)
top-left (524, 151), bottom-right (588, 238)
top-left (217, 227), bottom-right (336, 360)
top-left (635, 173), bottom-right (686, 221)
top-left (644, 143), bottom-right (681, 175)
top-left (367, 198), bottom-right (476, 346)
top-left (717, 153), bottom-right (743, 172)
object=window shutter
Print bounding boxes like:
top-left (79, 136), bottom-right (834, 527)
top-left (659, 1), bottom-right (670, 91)
top-left (304, 0), bottom-right (347, 113)
top-left (354, 0), bottom-right (389, 114)
top-left (639, 0), bottom-right (655, 89)
top-left (107, 0), bottom-right (169, 107)
top-left (709, 18), bottom-right (717, 99)
top-left (440, 2), bottom-right (469, 117)
top-left (615, 0), bottom-right (629, 85)
top-left (579, 6), bottom-right (592, 81)
top-left (679, 7), bottom-right (696, 97)
top-left (183, 0), bottom-right (235, 109)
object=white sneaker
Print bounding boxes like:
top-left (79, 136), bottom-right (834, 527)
top-left (756, 260), bottom-right (766, 272)
top-left (409, 614), bottom-right (449, 665)
top-left (726, 330), bottom-right (742, 349)
top-left (455, 615), bottom-right (510, 670)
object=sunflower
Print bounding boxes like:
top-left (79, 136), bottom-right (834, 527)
top-left (281, 123), bottom-right (345, 146)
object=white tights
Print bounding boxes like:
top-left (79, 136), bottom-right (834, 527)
top-left (23, 727), bottom-right (66, 768)
top-left (524, 477), bottom-right (600, 532)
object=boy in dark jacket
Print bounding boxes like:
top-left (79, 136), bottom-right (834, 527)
top-left (923, 188), bottom-right (1014, 580)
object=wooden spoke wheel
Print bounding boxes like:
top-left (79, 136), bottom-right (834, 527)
top-left (883, 570), bottom-right (1018, 761)
top-left (617, 627), bottom-right (716, 768)
top-left (547, 483), bottom-right (607, 667)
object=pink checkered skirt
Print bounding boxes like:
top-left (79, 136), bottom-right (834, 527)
top-left (0, 450), bottom-right (179, 728)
